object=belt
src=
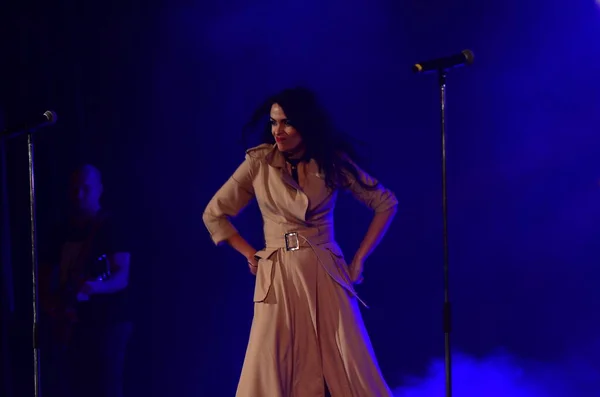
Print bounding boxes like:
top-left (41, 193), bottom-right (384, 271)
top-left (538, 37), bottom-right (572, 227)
top-left (263, 227), bottom-right (368, 308)
top-left (266, 231), bottom-right (330, 251)
top-left (264, 226), bottom-right (332, 251)
top-left (284, 231), bottom-right (301, 251)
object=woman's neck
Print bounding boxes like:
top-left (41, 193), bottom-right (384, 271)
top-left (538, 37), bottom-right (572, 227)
top-left (283, 145), bottom-right (307, 160)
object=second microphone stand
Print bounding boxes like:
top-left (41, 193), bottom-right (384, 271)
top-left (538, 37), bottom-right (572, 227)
top-left (438, 70), bottom-right (452, 397)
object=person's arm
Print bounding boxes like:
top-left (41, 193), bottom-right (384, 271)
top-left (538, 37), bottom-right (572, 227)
top-left (353, 206), bottom-right (397, 262)
top-left (343, 157), bottom-right (398, 281)
top-left (83, 252), bottom-right (130, 295)
top-left (79, 217), bottom-right (131, 296)
top-left (227, 233), bottom-right (259, 262)
top-left (202, 152), bottom-right (260, 261)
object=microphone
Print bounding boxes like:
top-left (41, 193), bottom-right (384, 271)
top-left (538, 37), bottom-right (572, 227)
top-left (1, 110), bottom-right (58, 137)
top-left (413, 50), bottom-right (474, 74)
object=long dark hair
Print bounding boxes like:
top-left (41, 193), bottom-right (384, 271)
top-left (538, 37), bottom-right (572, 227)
top-left (242, 87), bottom-right (379, 191)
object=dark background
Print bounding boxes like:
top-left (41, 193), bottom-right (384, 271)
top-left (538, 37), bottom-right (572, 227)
top-left (2, 0), bottom-right (600, 396)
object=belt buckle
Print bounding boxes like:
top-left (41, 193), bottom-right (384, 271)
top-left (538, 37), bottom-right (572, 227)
top-left (284, 232), bottom-right (300, 251)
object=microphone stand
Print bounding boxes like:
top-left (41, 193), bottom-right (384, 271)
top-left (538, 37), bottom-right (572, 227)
top-left (439, 70), bottom-right (452, 397)
top-left (3, 127), bottom-right (49, 397)
top-left (27, 132), bottom-right (42, 397)
top-left (415, 52), bottom-right (472, 397)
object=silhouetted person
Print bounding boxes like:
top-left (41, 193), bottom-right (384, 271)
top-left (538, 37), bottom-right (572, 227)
top-left (40, 164), bottom-right (132, 397)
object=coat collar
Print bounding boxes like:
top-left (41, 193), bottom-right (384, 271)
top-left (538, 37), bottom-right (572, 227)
top-left (265, 144), bottom-right (314, 169)
top-left (264, 144), bottom-right (286, 168)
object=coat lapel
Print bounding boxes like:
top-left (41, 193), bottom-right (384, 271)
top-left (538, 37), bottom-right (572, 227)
top-left (264, 145), bottom-right (309, 222)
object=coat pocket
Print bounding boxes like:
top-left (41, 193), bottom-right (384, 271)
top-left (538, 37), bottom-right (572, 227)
top-left (325, 243), bottom-right (350, 275)
top-left (323, 244), bottom-right (368, 307)
top-left (325, 243), bottom-right (346, 263)
top-left (324, 244), bottom-right (355, 290)
top-left (253, 248), bottom-right (277, 303)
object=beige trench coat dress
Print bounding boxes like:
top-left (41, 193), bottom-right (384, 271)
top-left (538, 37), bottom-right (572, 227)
top-left (203, 144), bottom-right (398, 397)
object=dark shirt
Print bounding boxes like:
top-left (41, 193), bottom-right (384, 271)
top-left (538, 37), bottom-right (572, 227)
top-left (45, 211), bottom-right (131, 326)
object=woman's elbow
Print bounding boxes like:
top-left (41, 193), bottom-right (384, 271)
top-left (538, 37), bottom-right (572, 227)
top-left (374, 196), bottom-right (398, 215)
top-left (202, 209), bottom-right (214, 227)
top-left (378, 204), bottom-right (397, 219)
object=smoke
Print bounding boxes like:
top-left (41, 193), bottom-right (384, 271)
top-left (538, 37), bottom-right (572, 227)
top-left (393, 349), bottom-right (600, 397)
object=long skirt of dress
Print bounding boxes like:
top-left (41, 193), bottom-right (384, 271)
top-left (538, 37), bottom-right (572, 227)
top-left (235, 247), bottom-right (393, 397)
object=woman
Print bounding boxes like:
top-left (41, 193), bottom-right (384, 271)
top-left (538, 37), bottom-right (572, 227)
top-left (203, 87), bottom-right (398, 396)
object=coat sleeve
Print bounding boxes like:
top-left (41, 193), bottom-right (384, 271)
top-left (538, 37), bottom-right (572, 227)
top-left (343, 158), bottom-right (398, 213)
top-left (202, 154), bottom-right (257, 245)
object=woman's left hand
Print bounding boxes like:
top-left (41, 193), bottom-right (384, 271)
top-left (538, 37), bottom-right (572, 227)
top-left (247, 254), bottom-right (259, 275)
top-left (349, 257), bottom-right (365, 284)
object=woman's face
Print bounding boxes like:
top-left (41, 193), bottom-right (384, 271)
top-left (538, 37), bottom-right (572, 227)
top-left (270, 103), bottom-right (303, 154)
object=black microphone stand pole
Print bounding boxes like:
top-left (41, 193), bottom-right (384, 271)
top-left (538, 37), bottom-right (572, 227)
top-left (27, 131), bottom-right (42, 397)
top-left (4, 116), bottom-right (56, 397)
top-left (439, 69), bottom-right (452, 397)
top-left (415, 50), bottom-right (473, 397)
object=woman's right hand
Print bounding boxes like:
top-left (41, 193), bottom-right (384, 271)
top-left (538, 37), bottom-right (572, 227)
top-left (247, 254), bottom-right (259, 275)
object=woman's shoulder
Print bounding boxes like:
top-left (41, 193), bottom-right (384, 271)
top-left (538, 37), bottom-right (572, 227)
top-left (245, 143), bottom-right (274, 161)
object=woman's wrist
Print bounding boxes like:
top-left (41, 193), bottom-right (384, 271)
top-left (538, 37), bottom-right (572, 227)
top-left (246, 252), bottom-right (259, 268)
top-left (227, 234), bottom-right (257, 262)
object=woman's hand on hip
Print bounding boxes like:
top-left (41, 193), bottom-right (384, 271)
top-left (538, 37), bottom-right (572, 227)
top-left (247, 254), bottom-right (259, 275)
top-left (349, 257), bottom-right (365, 284)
